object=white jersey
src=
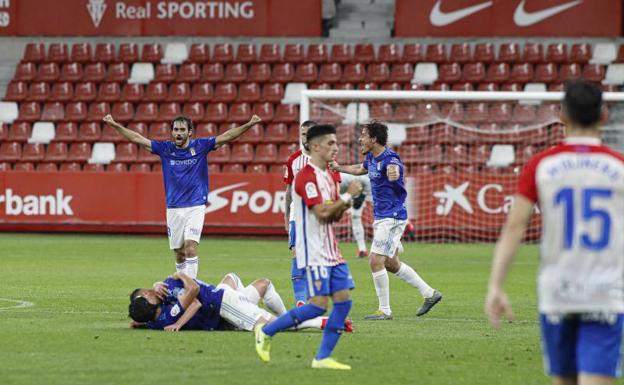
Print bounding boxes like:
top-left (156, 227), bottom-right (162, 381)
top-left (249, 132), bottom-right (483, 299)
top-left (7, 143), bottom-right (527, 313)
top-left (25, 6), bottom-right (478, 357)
top-left (293, 163), bottom-right (345, 268)
top-left (284, 149), bottom-right (310, 222)
top-left (340, 172), bottom-right (373, 202)
top-left (518, 137), bottom-right (624, 314)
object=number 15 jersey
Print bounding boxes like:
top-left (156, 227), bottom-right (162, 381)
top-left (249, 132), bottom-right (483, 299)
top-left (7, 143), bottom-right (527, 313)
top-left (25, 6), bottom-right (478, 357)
top-left (518, 137), bottom-right (624, 314)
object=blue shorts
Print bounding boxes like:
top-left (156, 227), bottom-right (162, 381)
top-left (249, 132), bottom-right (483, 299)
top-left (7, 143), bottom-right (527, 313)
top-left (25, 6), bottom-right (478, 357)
top-left (540, 313), bottom-right (624, 377)
top-left (304, 263), bottom-right (355, 298)
top-left (288, 220), bottom-right (296, 249)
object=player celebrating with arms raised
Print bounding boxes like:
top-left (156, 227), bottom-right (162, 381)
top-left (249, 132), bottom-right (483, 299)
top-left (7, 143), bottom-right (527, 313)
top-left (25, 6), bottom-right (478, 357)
top-left (486, 80), bottom-right (624, 385)
top-left (103, 114), bottom-right (261, 278)
top-left (332, 121), bottom-right (442, 320)
top-left (254, 124), bottom-right (362, 370)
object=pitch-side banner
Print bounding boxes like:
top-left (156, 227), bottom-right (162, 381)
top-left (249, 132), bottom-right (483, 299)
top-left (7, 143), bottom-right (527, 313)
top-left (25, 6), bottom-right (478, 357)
top-left (396, 0), bottom-right (621, 37)
top-left (0, 0), bottom-right (320, 36)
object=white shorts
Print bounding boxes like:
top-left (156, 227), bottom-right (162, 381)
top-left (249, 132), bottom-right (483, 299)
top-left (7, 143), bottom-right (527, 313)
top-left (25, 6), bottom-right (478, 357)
top-left (166, 205), bottom-right (206, 250)
top-left (371, 218), bottom-right (407, 257)
top-left (217, 284), bottom-right (272, 331)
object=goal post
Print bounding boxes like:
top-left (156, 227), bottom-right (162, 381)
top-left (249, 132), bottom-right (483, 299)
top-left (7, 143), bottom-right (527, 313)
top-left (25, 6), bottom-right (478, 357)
top-left (299, 89), bottom-right (624, 243)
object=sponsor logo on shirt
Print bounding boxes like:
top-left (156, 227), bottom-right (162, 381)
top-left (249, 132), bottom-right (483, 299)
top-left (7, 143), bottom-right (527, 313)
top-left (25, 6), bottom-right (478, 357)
top-left (305, 182), bottom-right (319, 199)
top-left (170, 304), bottom-right (180, 317)
top-left (170, 158), bottom-right (198, 166)
top-left (190, 147), bottom-right (196, 156)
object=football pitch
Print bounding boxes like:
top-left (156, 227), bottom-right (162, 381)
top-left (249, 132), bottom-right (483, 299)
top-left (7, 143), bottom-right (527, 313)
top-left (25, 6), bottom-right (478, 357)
top-left (0, 233), bottom-right (558, 385)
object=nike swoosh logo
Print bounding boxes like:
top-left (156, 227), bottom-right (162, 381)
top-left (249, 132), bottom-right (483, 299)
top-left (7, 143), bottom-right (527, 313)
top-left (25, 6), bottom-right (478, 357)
top-left (429, 0), bottom-right (493, 26)
top-left (514, 0), bottom-right (582, 27)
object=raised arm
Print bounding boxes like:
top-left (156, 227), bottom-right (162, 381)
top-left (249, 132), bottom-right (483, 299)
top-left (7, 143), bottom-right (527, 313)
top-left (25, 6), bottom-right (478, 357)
top-left (330, 161), bottom-right (367, 176)
top-left (171, 272), bottom-right (200, 310)
top-left (103, 114), bottom-right (152, 151)
top-left (215, 115), bottom-right (262, 145)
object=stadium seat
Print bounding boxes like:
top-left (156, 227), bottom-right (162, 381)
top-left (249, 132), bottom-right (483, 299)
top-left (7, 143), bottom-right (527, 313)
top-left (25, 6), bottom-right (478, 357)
top-left (36, 63), bottom-right (60, 82)
top-left (318, 63), bottom-right (342, 84)
top-left (0, 162), bottom-right (9, 171)
top-left (97, 82), bottom-right (121, 102)
top-left (236, 44), bottom-right (257, 63)
top-left (582, 64), bottom-right (605, 82)
top-left (274, 104), bottom-right (298, 123)
top-left (498, 43), bottom-right (520, 63)
top-left (546, 43), bottom-right (568, 64)
top-left (490, 102), bottom-right (512, 123)
top-left (248, 63), bottom-right (271, 83)
top-left (330, 44), bottom-right (352, 64)
top-left (78, 122), bottom-right (101, 142)
top-left (295, 63), bottom-right (318, 83)
top-left (162, 43), bottom-right (188, 64)
top-left (0, 141), bottom-right (21, 161)
top-left (114, 142), bottom-right (138, 163)
top-left (592, 43), bottom-right (617, 64)
top-left (29, 122), bottom-right (55, 144)
top-left (141, 44), bottom-right (163, 63)
top-left (465, 102), bottom-right (489, 123)
top-left (537, 103), bottom-right (560, 122)
top-left (462, 62), bottom-right (486, 83)
top-left (135, 103), bottom-right (158, 122)
top-left (254, 143), bottom-right (278, 163)
top-left (367, 63), bottom-right (390, 83)
top-left (54, 122), bottom-right (77, 142)
top-left (413, 63), bottom-right (438, 85)
top-left (74, 82), bottom-right (97, 101)
top-left (307, 44), bottom-right (328, 64)
top-left (487, 145), bottom-right (515, 167)
top-left (138, 147), bottom-right (159, 163)
top-left (182, 102), bottom-right (204, 122)
top-left (154, 64), bottom-right (177, 83)
top-left (95, 43), bottom-right (115, 63)
top-left (84, 63), bottom-right (107, 82)
top-left (282, 83), bottom-right (307, 104)
top-left (284, 44), bottom-right (305, 64)
top-left (107, 63), bottom-right (130, 82)
top-left (71, 43), bottom-right (92, 63)
top-left (277, 142), bottom-right (297, 160)
top-left (195, 122), bottom-right (218, 138)
top-left (559, 63), bottom-right (582, 82)
top-left (61, 63), bottom-right (84, 82)
top-left (18, 102), bottom-right (41, 122)
top-left (14, 162), bottom-right (35, 171)
top-left (204, 163), bottom-right (218, 173)
top-left (36, 162), bottom-right (58, 172)
top-left (128, 63), bottom-right (155, 84)
top-left (450, 43), bottom-right (471, 64)
top-left (148, 122), bottom-right (169, 140)
top-left (8, 122), bottom-right (31, 142)
top-left (354, 43), bottom-right (375, 64)
top-left (212, 44), bottom-right (234, 63)
top-left (253, 103), bottom-right (273, 123)
top-left (205, 103), bottom-right (228, 123)
top-left (14, 62), bottom-right (36, 82)
top-left (87, 102), bottom-right (110, 121)
top-left (83, 163), bottom-right (104, 172)
top-left (571, 43), bottom-right (592, 64)
top-left (118, 43), bottom-right (139, 63)
top-left (389, 63), bottom-right (414, 83)
top-left (512, 104), bottom-right (536, 124)
top-left (604, 64), bottom-right (624, 85)
top-left (534, 63), bottom-right (558, 83)
top-left (311, 82), bottom-right (332, 90)
top-left (522, 43), bottom-right (544, 64)
top-left (218, 122), bottom-right (236, 135)
top-left (224, 63), bottom-right (248, 83)
top-left (222, 163), bottom-right (244, 173)
top-left (67, 142), bottom-right (91, 162)
top-left (23, 43), bottom-right (45, 63)
top-left (438, 63), bottom-right (461, 83)
top-left (227, 103), bottom-right (251, 123)
top-left (286, 125), bottom-right (300, 143)
top-left (128, 122), bottom-right (149, 138)
top-left (27, 82), bottom-right (50, 102)
top-left (129, 163), bottom-right (151, 172)
top-left (0, 102), bottom-right (19, 122)
top-left (190, 82), bottom-right (213, 102)
top-left (383, 82), bottom-right (403, 91)
top-left (501, 83), bottom-right (522, 92)
top-left (342, 63), bottom-right (366, 83)
top-left (402, 43), bottom-right (423, 64)
top-left (101, 124), bottom-right (123, 142)
top-left (420, 144), bottom-right (443, 163)
top-left (47, 43), bottom-right (68, 63)
top-left (158, 102), bottom-right (181, 122)
top-left (486, 63), bottom-right (510, 83)
top-left (188, 43), bottom-right (210, 63)
top-left (394, 104), bottom-right (417, 122)
top-left (238, 83), bottom-right (260, 103)
top-left (259, 44), bottom-right (281, 64)
top-left (106, 163), bottom-right (127, 172)
top-left (210, 144), bottom-right (230, 163)
top-left (111, 102), bottom-right (135, 122)
top-left (358, 82), bottom-right (378, 90)
top-left (378, 43), bottom-right (400, 64)
top-left (177, 63), bottom-right (201, 83)
top-left (49, 82), bottom-right (73, 102)
top-left (145, 82), bottom-right (168, 102)
top-left (238, 123), bottom-right (263, 143)
top-left (370, 102), bottom-right (393, 121)
top-left (473, 43), bottom-right (495, 63)
top-left (271, 63), bottom-right (295, 83)
top-left (265, 123), bottom-right (288, 143)
top-left (168, 83), bottom-right (191, 102)
top-left (248, 164), bottom-right (268, 174)
top-left (21, 143), bottom-right (45, 162)
top-left (510, 63), bottom-right (534, 83)
top-left (202, 63), bottom-right (224, 82)
top-left (213, 83), bottom-right (237, 102)
top-left (441, 103), bottom-right (464, 122)
top-left (425, 44), bottom-right (447, 63)
top-left (59, 162), bottom-right (82, 172)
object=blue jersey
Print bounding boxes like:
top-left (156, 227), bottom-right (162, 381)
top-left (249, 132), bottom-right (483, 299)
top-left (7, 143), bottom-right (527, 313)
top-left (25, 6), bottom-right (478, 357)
top-left (363, 148), bottom-right (407, 220)
top-left (151, 137), bottom-right (217, 208)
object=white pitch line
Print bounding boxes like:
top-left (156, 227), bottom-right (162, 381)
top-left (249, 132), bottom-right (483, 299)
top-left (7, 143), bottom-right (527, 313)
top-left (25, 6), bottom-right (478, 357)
top-left (0, 298), bottom-right (34, 311)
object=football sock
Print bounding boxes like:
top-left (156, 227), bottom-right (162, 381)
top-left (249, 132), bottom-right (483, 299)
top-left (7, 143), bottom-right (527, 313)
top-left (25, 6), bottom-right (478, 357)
top-left (316, 299), bottom-right (352, 360)
top-left (291, 258), bottom-right (307, 304)
top-left (262, 303), bottom-right (325, 337)
top-left (351, 213), bottom-right (367, 252)
top-left (175, 261), bottom-right (186, 274)
top-left (372, 269), bottom-right (391, 315)
top-left (262, 281), bottom-right (287, 316)
top-left (395, 262), bottom-right (434, 298)
top-left (184, 257), bottom-right (198, 279)
top-left (295, 317), bottom-right (323, 330)
top-left (243, 284), bottom-right (261, 305)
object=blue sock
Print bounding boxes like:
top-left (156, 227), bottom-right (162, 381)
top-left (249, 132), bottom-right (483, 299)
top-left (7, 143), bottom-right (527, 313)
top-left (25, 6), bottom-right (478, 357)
top-left (316, 299), bottom-right (352, 360)
top-left (262, 303), bottom-right (325, 337)
top-left (291, 259), bottom-right (307, 304)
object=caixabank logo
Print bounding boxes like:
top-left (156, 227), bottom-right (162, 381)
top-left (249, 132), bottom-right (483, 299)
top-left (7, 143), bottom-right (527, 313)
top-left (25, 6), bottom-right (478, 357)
top-left (0, 189), bottom-right (74, 216)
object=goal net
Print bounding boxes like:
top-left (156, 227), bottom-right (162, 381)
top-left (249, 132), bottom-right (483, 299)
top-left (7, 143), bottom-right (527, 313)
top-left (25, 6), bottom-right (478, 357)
top-left (300, 90), bottom-right (624, 243)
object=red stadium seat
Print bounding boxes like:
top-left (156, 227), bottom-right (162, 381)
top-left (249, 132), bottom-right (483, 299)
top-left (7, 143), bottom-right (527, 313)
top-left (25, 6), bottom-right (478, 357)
top-left (236, 44), bottom-right (257, 63)
top-left (40, 102), bottom-right (64, 121)
top-left (227, 103), bottom-right (251, 123)
top-left (441, 103), bottom-right (464, 122)
top-left (420, 144), bottom-right (443, 163)
top-left (210, 144), bottom-right (230, 163)
top-left (537, 103), bottom-right (560, 122)
top-left (450, 43), bottom-right (471, 64)
top-left (107, 63), bottom-right (129, 82)
top-left (254, 143), bottom-right (277, 164)
top-left (402, 43), bottom-right (423, 64)
top-left (425, 43), bottom-right (447, 63)
top-left (284, 44), bottom-right (304, 64)
top-left (367, 63), bottom-right (390, 83)
top-left (295, 63), bottom-right (318, 83)
top-left (452, 82), bottom-right (473, 91)
top-left (50, 82), bottom-right (73, 102)
top-left (168, 82), bottom-right (191, 102)
top-left (141, 44), bottom-right (163, 63)
top-left (318, 63), bottom-right (342, 84)
top-left (36, 63), bottom-right (60, 82)
top-left (14, 62), bottom-right (36, 82)
top-left (570, 44), bottom-right (592, 64)
top-left (512, 104), bottom-right (536, 124)
top-left (582, 64), bottom-right (605, 83)
top-left (5, 82), bottom-right (27, 102)
top-left (331, 44), bottom-right (352, 64)
top-left (307, 44), bottom-right (328, 64)
top-left (559, 63), bottom-right (582, 82)
top-left (311, 83), bottom-right (332, 90)
top-left (97, 82), bottom-right (121, 102)
top-left (248, 63), bottom-right (271, 83)
top-left (438, 63), bottom-right (461, 83)
top-left (382, 82), bottom-right (403, 91)
top-left (378, 43), bottom-right (400, 64)
top-left (485, 63), bottom-right (510, 83)
top-left (67, 142), bottom-right (91, 162)
top-left (83, 163), bottom-right (104, 172)
top-left (0, 142), bottom-right (21, 162)
top-left (465, 102), bottom-right (489, 123)
top-left (14, 162), bottom-right (35, 171)
top-left (74, 82), bottom-right (97, 102)
top-left (430, 82), bottom-right (450, 91)
top-left (224, 63), bottom-right (248, 83)
top-left (238, 83), bottom-right (260, 103)
top-left (498, 43), bottom-right (520, 63)
top-left (195, 123), bottom-right (218, 137)
top-left (371, 102), bottom-right (393, 121)
top-left (158, 102), bottom-right (181, 122)
top-left (190, 83), bottom-right (213, 102)
top-left (261, 83), bottom-right (284, 103)
top-left (354, 43), bottom-right (375, 64)
top-left (477, 82), bottom-right (498, 91)
top-left (462, 62), bottom-right (485, 83)
top-left (87, 102), bottom-right (110, 121)
top-left (206, 163), bottom-right (220, 173)
top-left (188, 43), bottom-right (209, 63)
top-left (271, 63), bottom-right (295, 83)
top-left (107, 163), bottom-right (127, 172)
top-left (252, 103), bottom-right (273, 125)
top-left (118, 43), bottom-right (139, 63)
top-left (510, 63), bottom-right (534, 83)
top-left (274, 104), bottom-right (298, 123)
top-left (342, 63), bottom-right (366, 83)
top-left (490, 102), bottom-right (512, 123)
top-left (230, 143), bottom-right (254, 163)
top-left (47, 43), bottom-right (68, 63)
top-left (71, 43), bottom-right (92, 63)
top-left (213, 43), bottom-right (234, 64)
top-left (84, 63), bottom-right (107, 82)
top-left (286, 125), bottom-right (300, 143)
top-left (101, 124), bottom-right (124, 142)
top-left (522, 43), bottom-right (544, 64)
top-left (54, 122), bottom-right (78, 142)
top-left (182, 102), bottom-right (204, 122)
top-left (95, 43), bottom-right (115, 63)
top-left (546, 43), bottom-right (568, 64)
top-left (23, 43), bottom-right (45, 63)
top-left (248, 164), bottom-right (268, 174)
top-left (8, 122), bottom-right (31, 142)
top-left (145, 82), bottom-right (168, 102)
top-left (138, 147), bottom-right (159, 163)
top-left (148, 122), bottom-right (169, 140)
top-left (0, 162), bottom-right (9, 171)
top-left (534, 63), bottom-right (558, 83)
top-left (265, 123), bottom-right (288, 143)
top-left (114, 143), bottom-right (138, 162)
top-left (259, 44), bottom-right (281, 64)
top-left (60, 63), bottom-right (84, 82)
top-left (111, 102), bottom-right (135, 122)
top-left (473, 43), bottom-right (494, 63)
top-left (129, 163), bottom-right (151, 172)
top-left (501, 83), bottom-right (522, 92)
top-left (389, 63), bottom-right (413, 83)
top-left (177, 63), bottom-right (201, 83)
top-left (205, 103), bottom-right (228, 123)
top-left (18, 102), bottom-right (41, 122)
top-left (213, 83), bottom-right (237, 102)
top-left (222, 163), bottom-right (244, 173)
top-left (77, 122), bottom-right (101, 142)
top-left (238, 123), bottom-right (263, 143)
top-left (202, 63), bottom-right (224, 82)
top-left (154, 64), bottom-right (177, 83)
top-left (135, 103), bottom-right (158, 122)
top-left (37, 162), bottom-right (58, 172)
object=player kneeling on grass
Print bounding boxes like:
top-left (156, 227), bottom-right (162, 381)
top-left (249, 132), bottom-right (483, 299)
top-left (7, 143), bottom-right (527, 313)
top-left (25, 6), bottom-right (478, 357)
top-left (128, 272), bottom-right (352, 333)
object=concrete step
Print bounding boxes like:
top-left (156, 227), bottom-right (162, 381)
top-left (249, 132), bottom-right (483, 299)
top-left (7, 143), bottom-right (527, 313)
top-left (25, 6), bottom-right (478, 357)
top-left (337, 20), bottom-right (365, 29)
top-left (339, 12), bottom-right (393, 21)
top-left (338, 3), bottom-right (394, 13)
top-left (329, 28), bottom-right (392, 39)
top-left (341, 0), bottom-right (373, 4)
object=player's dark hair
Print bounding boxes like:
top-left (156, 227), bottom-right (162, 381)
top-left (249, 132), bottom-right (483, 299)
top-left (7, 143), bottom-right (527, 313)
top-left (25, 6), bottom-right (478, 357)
top-left (306, 124), bottom-right (336, 144)
top-left (363, 121), bottom-right (388, 146)
top-left (128, 296), bottom-right (158, 323)
top-left (129, 288), bottom-right (141, 301)
top-left (171, 115), bottom-right (194, 132)
top-left (300, 120), bottom-right (318, 129)
top-left (562, 80), bottom-right (603, 128)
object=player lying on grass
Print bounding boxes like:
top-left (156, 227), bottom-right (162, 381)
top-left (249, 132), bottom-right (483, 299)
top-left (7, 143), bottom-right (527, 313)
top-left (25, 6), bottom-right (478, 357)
top-left (128, 272), bottom-right (352, 333)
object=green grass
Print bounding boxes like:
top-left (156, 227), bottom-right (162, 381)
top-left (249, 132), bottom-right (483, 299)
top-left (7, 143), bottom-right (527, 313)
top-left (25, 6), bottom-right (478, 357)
top-left (0, 233), bottom-right (585, 385)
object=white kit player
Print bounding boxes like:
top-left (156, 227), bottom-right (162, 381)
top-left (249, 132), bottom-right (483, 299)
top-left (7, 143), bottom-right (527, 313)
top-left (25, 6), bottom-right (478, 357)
top-left (339, 172), bottom-right (373, 258)
top-left (486, 80), bottom-right (624, 385)
top-left (103, 114), bottom-right (261, 278)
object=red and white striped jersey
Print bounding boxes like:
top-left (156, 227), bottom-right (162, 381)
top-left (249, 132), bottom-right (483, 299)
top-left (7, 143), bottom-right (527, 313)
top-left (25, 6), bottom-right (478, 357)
top-left (284, 149), bottom-right (310, 222)
top-left (518, 136), bottom-right (624, 314)
top-left (293, 163), bottom-right (345, 268)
